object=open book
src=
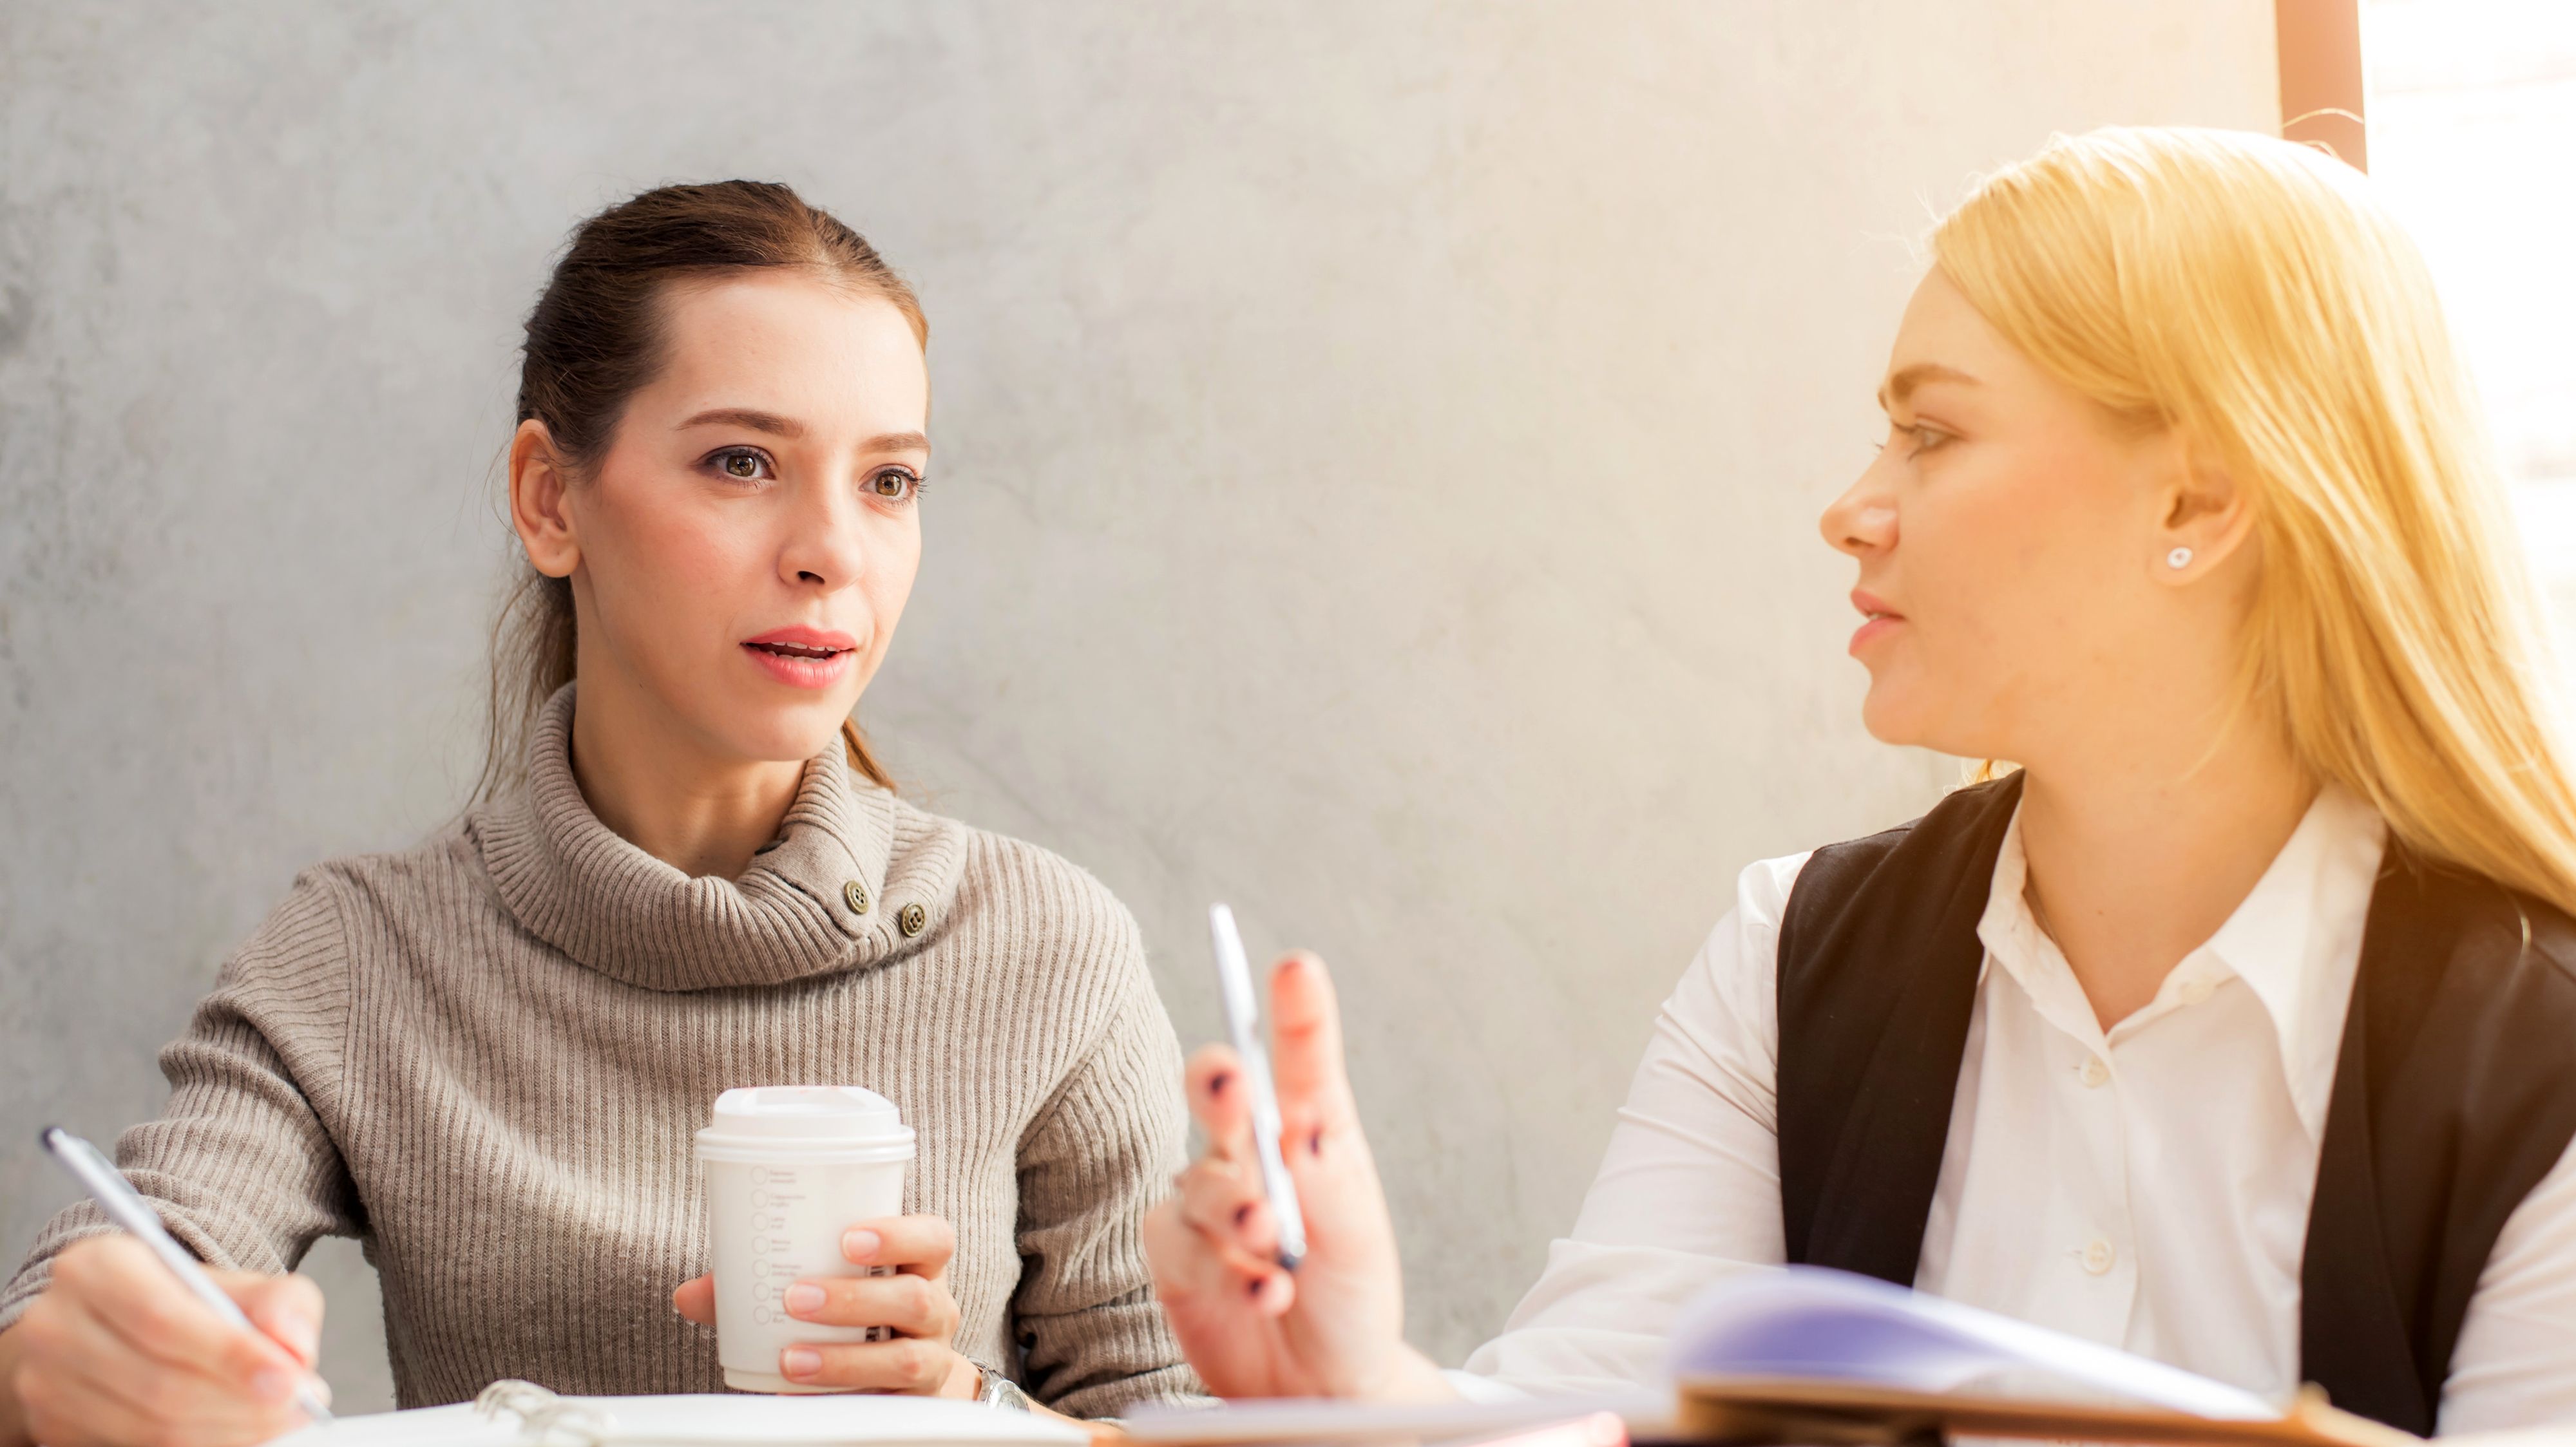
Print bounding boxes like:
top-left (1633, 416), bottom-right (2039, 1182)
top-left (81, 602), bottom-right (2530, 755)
top-left (1131, 1267), bottom-right (2424, 1447)
top-left (1665, 1267), bottom-right (2419, 1445)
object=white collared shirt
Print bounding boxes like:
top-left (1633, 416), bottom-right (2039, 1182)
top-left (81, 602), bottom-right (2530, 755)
top-left (1459, 788), bottom-right (2576, 1433)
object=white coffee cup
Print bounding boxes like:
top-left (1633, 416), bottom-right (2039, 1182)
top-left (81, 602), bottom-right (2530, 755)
top-left (696, 1086), bottom-right (918, 1393)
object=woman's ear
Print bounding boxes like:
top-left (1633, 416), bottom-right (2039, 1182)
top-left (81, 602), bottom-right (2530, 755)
top-left (509, 419), bottom-right (582, 580)
top-left (2154, 435), bottom-right (2255, 583)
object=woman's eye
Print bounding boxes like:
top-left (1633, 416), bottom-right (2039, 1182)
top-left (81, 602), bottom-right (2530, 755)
top-left (711, 448), bottom-right (771, 481)
top-left (869, 468), bottom-right (921, 500)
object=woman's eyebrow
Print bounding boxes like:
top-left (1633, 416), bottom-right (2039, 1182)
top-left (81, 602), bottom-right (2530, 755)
top-left (1876, 363), bottom-right (1981, 411)
top-left (677, 407), bottom-right (805, 437)
top-left (671, 412), bottom-right (928, 455)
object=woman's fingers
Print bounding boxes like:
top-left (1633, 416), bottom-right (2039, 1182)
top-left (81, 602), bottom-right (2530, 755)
top-left (1141, 1197), bottom-right (1296, 1319)
top-left (841, 1215), bottom-right (955, 1279)
top-left (46, 1332), bottom-right (294, 1447)
top-left (1185, 1043), bottom-right (1254, 1150)
top-left (1176, 1153), bottom-right (1277, 1258)
top-left (782, 1271), bottom-right (959, 1338)
top-left (228, 1271), bottom-right (325, 1370)
top-left (55, 1238), bottom-right (303, 1386)
top-left (1268, 952), bottom-right (1356, 1132)
top-left (778, 1337), bottom-right (967, 1394)
top-left (15, 1245), bottom-right (312, 1447)
top-left (670, 1273), bottom-right (717, 1326)
top-left (1160, 1157), bottom-right (1297, 1316)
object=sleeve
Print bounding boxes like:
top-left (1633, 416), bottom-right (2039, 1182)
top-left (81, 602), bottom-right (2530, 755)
top-left (2437, 1130), bottom-right (2576, 1432)
top-left (1458, 852), bottom-right (1809, 1397)
top-left (0, 873), bottom-right (361, 1332)
top-left (1008, 927), bottom-right (1199, 1417)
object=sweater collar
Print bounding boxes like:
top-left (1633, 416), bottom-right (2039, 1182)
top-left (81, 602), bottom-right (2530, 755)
top-left (475, 685), bottom-right (951, 992)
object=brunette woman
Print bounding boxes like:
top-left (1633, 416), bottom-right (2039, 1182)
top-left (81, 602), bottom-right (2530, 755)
top-left (0, 181), bottom-right (1192, 1447)
top-left (1148, 128), bottom-right (2576, 1435)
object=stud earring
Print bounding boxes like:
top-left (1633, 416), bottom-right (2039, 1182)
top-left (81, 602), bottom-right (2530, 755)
top-left (2166, 546), bottom-right (2194, 570)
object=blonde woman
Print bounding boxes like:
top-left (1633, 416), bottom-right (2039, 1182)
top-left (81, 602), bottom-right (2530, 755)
top-left (1145, 127), bottom-right (2576, 1435)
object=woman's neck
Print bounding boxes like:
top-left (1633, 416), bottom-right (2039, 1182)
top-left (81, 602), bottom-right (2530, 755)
top-left (2014, 715), bottom-right (2316, 1032)
top-left (566, 668), bottom-right (808, 881)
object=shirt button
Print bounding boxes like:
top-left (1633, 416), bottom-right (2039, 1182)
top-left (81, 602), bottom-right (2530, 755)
top-left (897, 902), bottom-right (928, 938)
top-left (2081, 1239), bottom-right (2116, 1275)
top-left (2179, 977), bottom-right (2215, 1006)
top-left (2078, 1056), bottom-right (2110, 1088)
top-left (843, 880), bottom-right (872, 915)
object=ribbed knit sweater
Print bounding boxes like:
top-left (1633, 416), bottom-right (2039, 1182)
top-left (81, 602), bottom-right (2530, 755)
top-left (0, 688), bottom-right (1195, 1416)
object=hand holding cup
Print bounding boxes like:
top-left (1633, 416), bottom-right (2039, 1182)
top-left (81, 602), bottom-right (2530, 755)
top-left (672, 1215), bottom-right (975, 1397)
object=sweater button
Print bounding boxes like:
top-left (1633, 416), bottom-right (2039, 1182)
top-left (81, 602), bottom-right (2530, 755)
top-left (898, 902), bottom-right (928, 938)
top-left (843, 880), bottom-right (872, 915)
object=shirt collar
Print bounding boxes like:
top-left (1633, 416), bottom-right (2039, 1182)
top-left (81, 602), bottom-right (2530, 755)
top-left (2201, 783), bottom-right (2386, 1137)
top-left (1974, 780), bottom-right (2387, 1140)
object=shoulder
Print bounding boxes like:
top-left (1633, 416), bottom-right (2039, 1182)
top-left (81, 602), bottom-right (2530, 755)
top-left (296, 818), bottom-right (486, 943)
top-left (1661, 849), bottom-right (1815, 1062)
top-left (889, 797), bottom-right (1153, 1001)
top-left (185, 823), bottom-right (476, 1070)
top-left (2495, 879), bottom-right (2576, 995)
top-left (1791, 777), bottom-right (2018, 904)
top-left (1774, 776), bottom-right (2021, 970)
top-left (222, 820), bottom-right (473, 972)
top-left (2401, 856), bottom-right (2576, 1018)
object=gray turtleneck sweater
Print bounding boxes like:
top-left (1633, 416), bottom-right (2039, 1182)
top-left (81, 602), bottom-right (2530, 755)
top-left (0, 690), bottom-right (1195, 1416)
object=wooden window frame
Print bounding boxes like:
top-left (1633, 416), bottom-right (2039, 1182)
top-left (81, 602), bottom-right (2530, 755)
top-left (2278, 0), bottom-right (2368, 170)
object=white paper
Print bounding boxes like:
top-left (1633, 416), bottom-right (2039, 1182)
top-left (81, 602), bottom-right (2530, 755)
top-left (267, 1392), bottom-right (1089, 1447)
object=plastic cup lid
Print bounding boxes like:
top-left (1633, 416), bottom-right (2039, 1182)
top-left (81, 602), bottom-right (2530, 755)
top-left (700, 1086), bottom-right (913, 1144)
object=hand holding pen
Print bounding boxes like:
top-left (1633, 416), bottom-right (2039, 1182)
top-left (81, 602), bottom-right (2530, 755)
top-left (0, 1130), bottom-right (332, 1447)
top-left (1140, 917), bottom-right (1453, 1403)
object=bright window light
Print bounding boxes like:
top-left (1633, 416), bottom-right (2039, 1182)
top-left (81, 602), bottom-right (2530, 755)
top-left (2364, 1), bottom-right (2576, 660)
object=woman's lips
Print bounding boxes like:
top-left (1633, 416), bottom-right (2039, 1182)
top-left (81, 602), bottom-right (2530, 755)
top-left (741, 629), bottom-right (860, 690)
top-left (1849, 615), bottom-right (1903, 654)
top-left (1848, 591), bottom-right (1904, 656)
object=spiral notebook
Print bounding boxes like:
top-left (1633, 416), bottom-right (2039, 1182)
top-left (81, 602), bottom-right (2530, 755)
top-left (269, 1381), bottom-right (1096, 1447)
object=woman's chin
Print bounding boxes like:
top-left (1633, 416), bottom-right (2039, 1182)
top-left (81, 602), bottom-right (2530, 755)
top-left (700, 695), bottom-right (860, 768)
top-left (1857, 682), bottom-right (1936, 751)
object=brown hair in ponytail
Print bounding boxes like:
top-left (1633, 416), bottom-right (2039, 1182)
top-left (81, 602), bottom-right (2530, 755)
top-left (475, 180), bottom-right (923, 804)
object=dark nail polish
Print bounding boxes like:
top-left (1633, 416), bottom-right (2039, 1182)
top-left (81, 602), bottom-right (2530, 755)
top-left (1308, 1130), bottom-right (1324, 1157)
top-left (1208, 1072), bottom-right (1232, 1097)
top-left (1233, 1203), bottom-right (1252, 1229)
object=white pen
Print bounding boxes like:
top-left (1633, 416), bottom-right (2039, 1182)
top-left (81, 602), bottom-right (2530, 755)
top-left (1207, 903), bottom-right (1309, 1270)
top-left (39, 1127), bottom-right (335, 1428)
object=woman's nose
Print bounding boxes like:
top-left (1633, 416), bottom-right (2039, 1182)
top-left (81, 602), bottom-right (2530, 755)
top-left (779, 487), bottom-right (869, 589)
top-left (1820, 464), bottom-right (1898, 558)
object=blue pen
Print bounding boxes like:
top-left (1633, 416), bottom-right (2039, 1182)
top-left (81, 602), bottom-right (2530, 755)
top-left (39, 1128), bottom-right (334, 1428)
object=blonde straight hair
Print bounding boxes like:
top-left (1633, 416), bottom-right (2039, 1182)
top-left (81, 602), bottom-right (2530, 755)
top-left (1934, 126), bottom-right (2576, 914)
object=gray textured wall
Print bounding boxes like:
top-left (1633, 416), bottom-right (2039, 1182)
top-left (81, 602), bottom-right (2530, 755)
top-left (0, 2), bottom-right (2276, 1412)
